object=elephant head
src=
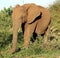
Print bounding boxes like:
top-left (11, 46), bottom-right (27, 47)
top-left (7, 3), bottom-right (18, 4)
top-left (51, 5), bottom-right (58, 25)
top-left (12, 4), bottom-right (41, 25)
top-left (12, 5), bottom-right (26, 25)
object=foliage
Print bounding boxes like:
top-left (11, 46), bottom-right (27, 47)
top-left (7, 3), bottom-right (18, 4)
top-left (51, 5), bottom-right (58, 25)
top-left (49, 0), bottom-right (60, 50)
top-left (0, 7), bottom-right (12, 47)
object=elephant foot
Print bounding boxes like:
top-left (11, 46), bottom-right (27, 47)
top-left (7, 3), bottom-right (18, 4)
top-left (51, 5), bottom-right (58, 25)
top-left (24, 43), bottom-right (29, 50)
top-left (24, 46), bottom-right (29, 50)
top-left (24, 43), bottom-right (29, 49)
top-left (9, 48), bottom-right (16, 54)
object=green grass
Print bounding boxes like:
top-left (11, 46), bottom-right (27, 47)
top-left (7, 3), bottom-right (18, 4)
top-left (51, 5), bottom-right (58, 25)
top-left (0, 33), bottom-right (60, 58)
top-left (0, 39), bottom-right (60, 58)
top-left (0, 31), bottom-right (60, 58)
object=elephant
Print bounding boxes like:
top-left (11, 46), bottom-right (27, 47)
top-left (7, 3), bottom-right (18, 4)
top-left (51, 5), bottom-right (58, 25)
top-left (9, 3), bottom-right (51, 54)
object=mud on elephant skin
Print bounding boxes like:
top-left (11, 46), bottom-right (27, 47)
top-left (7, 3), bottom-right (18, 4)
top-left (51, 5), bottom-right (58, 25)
top-left (9, 3), bottom-right (51, 54)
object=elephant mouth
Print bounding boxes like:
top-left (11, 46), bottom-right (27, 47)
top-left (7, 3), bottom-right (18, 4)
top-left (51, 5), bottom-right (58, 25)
top-left (29, 12), bottom-right (42, 24)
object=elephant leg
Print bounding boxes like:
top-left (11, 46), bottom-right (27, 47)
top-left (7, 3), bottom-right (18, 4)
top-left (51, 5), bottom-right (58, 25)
top-left (9, 20), bottom-right (21, 54)
top-left (24, 22), bottom-right (37, 48)
top-left (43, 25), bottom-right (50, 44)
top-left (24, 27), bottom-right (32, 48)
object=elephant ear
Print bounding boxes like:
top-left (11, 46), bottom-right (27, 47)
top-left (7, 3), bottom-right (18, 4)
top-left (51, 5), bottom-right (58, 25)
top-left (27, 5), bottom-right (41, 23)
